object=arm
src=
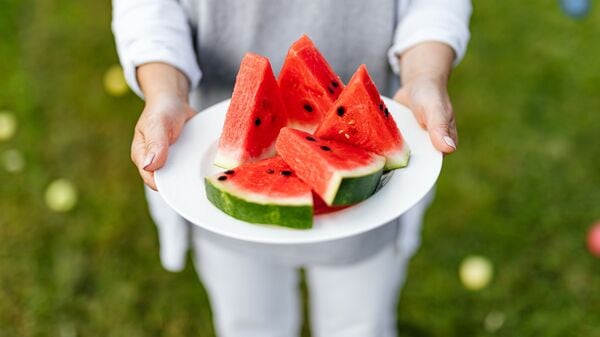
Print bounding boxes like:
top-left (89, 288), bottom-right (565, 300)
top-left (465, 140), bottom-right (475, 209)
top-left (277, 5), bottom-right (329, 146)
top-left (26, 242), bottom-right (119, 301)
top-left (390, 0), bottom-right (472, 154)
top-left (112, 0), bottom-right (201, 189)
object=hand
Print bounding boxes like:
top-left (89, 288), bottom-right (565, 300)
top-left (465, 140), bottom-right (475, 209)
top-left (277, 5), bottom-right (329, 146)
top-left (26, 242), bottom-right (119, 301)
top-left (394, 75), bottom-right (457, 154)
top-left (131, 62), bottom-right (193, 190)
top-left (393, 41), bottom-right (458, 154)
top-left (131, 92), bottom-right (195, 190)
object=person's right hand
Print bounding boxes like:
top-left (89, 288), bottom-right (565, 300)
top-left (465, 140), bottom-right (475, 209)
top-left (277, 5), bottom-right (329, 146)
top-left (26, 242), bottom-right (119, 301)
top-left (131, 92), bottom-right (195, 190)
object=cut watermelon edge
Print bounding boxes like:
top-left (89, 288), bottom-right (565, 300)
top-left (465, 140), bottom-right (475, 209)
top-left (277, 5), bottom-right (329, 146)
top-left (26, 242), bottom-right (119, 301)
top-left (286, 121), bottom-right (318, 134)
top-left (213, 145), bottom-right (277, 170)
top-left (205, 176), bottom-right (313, 206)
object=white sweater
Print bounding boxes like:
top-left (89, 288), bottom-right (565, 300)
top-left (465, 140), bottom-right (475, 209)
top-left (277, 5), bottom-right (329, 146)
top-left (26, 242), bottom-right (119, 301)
top-left (112, 0), bottom-right (471, 104)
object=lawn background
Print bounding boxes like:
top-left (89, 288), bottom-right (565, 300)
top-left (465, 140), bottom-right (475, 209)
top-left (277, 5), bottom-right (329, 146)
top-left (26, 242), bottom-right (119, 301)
top-left (1, 0), bottom-right (599, 336)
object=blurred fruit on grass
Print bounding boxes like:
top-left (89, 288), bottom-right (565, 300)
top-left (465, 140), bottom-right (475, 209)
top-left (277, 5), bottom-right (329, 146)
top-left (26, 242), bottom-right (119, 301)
top-left (45, 178), bottom-right (78, 212)
top-left (484, 311), bottom-right (506, 333)
top-left (588, 221), bottom-right (600, 258)
top-left (2, 148), bottom-right (25, 173)
top-left (0, 111), bottom-right (17, 141)
top-left (103, 64), bottom-right (130, 97)
top-left (459, 255), bottom-right (494, 291)
top-left (560, 0), bottom-right (591, 18)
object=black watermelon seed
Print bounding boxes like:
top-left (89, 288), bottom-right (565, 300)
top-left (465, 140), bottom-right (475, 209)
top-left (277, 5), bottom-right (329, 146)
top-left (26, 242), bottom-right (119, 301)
top-left (327, 87), bottom-right (334, 94)
top-left (266, 169), bottom-right (275, 174)
top-left (217, 176), bottom-right (227, 181)
top-left (281, 170), bottom-right (292, 176)
top-left (379, 103), bottom-right (384, 111)
top-left (254, 118), bottom-right (261, 126)
top-left (320, 145), bottom-right (331, 151)
top-left (303, 104), bottom-right (313, 112)
top-left (331, 80), bottom-right (339, 88)
top-left (336, 106), bottom-right (345, 117)
top-left (384, 108), bottom-right (389, 117)
top-left (305, 136), bottom-right (316, 141)
top-left (224, 170), bottom-right (235, 175)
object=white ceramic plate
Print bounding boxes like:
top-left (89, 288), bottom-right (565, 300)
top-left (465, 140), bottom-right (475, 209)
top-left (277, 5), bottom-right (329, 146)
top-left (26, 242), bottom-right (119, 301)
top-left (156, 97), bottom-right (442, 244)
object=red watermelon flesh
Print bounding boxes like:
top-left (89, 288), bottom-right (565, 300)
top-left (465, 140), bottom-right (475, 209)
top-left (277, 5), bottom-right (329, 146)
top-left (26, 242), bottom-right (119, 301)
top-left (312, 192), bottom-right (350, 215)
top-left (205, 157), bottom-right (313, 229)
top-left (278, 35), bottom-right (344, 133)
top-left (315, 64), bottom-right (410, 170)
top-left (214, 53), bottom-right (288, 169)
top-left (276, 127), bottom-right (385, 206)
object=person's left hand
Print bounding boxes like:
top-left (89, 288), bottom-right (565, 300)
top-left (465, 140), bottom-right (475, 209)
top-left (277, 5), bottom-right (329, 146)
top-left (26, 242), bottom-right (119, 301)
top-left (394, 75), bottom-right (457, 154)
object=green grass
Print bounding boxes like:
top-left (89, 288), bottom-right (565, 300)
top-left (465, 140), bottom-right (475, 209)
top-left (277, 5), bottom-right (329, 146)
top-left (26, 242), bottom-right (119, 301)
top-left (1, 0), bottom-right (599, 336)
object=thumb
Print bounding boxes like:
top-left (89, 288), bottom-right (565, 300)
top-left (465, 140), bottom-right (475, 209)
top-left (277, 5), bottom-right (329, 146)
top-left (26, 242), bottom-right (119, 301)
top-left (142, 125), bottom-right (170, 172)
top-left (426, 104), bottom-right (458, 154)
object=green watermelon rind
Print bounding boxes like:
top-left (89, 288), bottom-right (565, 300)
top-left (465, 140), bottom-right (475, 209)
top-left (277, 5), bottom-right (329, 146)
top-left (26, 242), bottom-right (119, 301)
top-left (321, 154), bottom-right (386, 206)
top-left (383, 142), bottom-right (411, 170)
top-left (205, 177), bottom-right (313, 229)
top-left (332, 169), bottom-right (384, 206)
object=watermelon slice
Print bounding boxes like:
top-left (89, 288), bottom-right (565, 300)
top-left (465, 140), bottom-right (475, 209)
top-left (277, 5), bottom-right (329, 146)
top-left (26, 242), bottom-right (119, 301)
top-left (315, 64), bottom-right (410, 170)
top-left (275, 127), bottom-right (385, 206)
top-left (214, 53), bottom-right (288, 169)
top-left (278, 35), bottom-right (344, 133)
top-left (205, 157), bottom-right (313, 229)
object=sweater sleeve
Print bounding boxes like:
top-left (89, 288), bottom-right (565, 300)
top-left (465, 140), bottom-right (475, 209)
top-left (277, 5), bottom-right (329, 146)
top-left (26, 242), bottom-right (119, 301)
top-left (111, 0), bottom-right (201, 98)
top-left (388, 0), bottom-right (472, 74)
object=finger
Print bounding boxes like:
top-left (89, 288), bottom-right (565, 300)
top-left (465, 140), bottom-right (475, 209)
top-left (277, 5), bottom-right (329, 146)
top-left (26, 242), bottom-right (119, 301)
top-left (426, 104), bottom-right (457, 154)
top-left (430, 127), bottom-right (456, 154)
top-left (138, 167), bottom-right (158, 191)
top-left (131, 130), bottom-right (148, 170)
top-left (447, 114), bottom-right (459, 146)
top-left (131, 131), bottom-right (158, 190)
top-left (394, 83), bottom-right (458, 154)
top-left (140, 120), bottom-right (170, 172)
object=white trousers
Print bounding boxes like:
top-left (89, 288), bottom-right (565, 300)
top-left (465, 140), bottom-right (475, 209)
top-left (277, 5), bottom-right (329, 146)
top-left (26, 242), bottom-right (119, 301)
top-left (194, 233), bottom-right (408, 337)
top-left (146, 187), bottom-right (433, 337)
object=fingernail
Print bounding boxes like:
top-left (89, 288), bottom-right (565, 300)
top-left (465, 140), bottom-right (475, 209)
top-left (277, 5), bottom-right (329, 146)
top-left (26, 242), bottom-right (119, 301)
top-left (443, 136), bottom-right (456, 150)
top-left (143, 152), bottom-right (155, 170)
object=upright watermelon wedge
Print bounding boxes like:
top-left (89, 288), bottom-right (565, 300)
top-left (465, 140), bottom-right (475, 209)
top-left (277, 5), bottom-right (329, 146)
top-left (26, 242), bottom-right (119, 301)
top-left (205, 157), bottom-right (313, 229)
top-left (275, 127), bottom-right (385, 206)
top-left (278, 35), bottom-right (344, 133)
top-left (214, 53), bottom-right (287, 169)
top-left (315, 65), bottom-right (410, 170)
